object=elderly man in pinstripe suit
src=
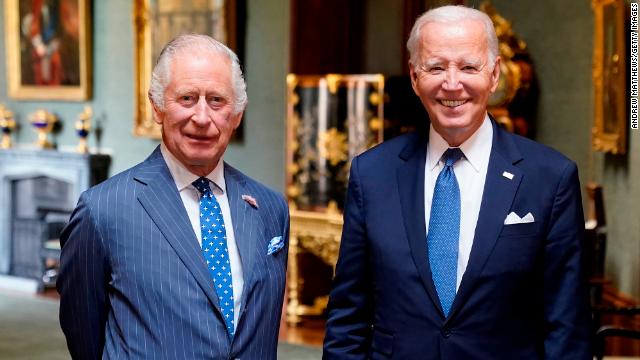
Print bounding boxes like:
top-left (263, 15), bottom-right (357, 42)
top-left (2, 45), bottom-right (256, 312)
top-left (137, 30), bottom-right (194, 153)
top-left (57, 34), bottom-right (289, 359)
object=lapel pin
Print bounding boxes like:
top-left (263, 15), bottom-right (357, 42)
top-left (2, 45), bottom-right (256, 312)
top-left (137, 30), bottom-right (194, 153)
top-left (242, 194), bottom-right (259, 209)
top-left (502, 171), bottom-right (514, 180)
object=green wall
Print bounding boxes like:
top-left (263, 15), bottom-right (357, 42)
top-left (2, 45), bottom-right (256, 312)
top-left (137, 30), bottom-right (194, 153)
top-left (364, 0), bottom-right (404, 75)
top-left (492, 0), bottom-right (639, 299)
top-left (0, 0), bottom-right (289, 191)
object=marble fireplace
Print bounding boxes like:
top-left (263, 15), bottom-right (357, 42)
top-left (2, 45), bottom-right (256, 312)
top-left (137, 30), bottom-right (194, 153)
top-left (0, 149), bottom-right (110, 289)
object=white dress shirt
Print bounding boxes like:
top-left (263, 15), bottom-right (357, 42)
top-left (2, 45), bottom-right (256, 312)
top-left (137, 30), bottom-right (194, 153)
top-left (161, 144), bottom-right (243, 327)
top-left (424, 115), bottom-right (493, 290)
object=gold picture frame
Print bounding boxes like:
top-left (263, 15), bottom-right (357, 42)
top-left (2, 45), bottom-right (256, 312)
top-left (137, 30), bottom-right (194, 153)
top-left (133, 0), bottom-right (241, 139)
top-left (4, 0), bottom-right (91, 101)
top-left (592, 0), bottom-right (627, 154)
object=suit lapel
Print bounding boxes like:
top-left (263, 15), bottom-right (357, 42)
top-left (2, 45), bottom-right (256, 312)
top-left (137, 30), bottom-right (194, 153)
top-left (134, 147), bottom-right (222, 314)
top-left (396, 135), bottom-right (444, 314)
top-left (224, 165), bottom-right (263, 321)
top-left (447, 121), bottom-right (523, 321)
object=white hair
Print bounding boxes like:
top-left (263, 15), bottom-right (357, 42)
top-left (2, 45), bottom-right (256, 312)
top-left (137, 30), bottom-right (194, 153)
top-left (149, 34), bottom-right (247, 115)
top-left (406, 5), bottom-right (499, 68)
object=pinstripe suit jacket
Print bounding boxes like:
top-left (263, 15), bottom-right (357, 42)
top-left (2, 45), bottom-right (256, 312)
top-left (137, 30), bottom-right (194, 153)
top-left (57, 147), bottom-right (289, 359)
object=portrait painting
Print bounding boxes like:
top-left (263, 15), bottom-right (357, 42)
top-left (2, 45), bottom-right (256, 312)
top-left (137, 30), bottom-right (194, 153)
top-left (4, 0), bottom-right (91, 100)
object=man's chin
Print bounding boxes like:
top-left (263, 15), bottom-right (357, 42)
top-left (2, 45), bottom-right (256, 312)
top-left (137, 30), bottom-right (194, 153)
top-left (432, 116), bottom-right (475, 130)
top-left (187, 158), bottom-right (217, 167)
top-left (431, 109), bottom-right (486, 128)
top-left (179, 151), bottom-right (219, 167)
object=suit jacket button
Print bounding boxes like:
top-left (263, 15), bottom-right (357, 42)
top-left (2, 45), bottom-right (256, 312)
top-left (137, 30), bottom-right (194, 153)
top-left (441, 328), bottom-right (452, 338)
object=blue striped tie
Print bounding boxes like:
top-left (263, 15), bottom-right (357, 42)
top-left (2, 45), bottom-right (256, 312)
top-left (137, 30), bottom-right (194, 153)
top-left (427, 148), bottom-right (463, 317)
top-left (192, 177), bottom-right (235, 336)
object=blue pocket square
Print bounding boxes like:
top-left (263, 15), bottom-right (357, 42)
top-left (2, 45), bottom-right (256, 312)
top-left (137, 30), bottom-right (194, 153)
top-left (267, 236), bottom-right (284, 255)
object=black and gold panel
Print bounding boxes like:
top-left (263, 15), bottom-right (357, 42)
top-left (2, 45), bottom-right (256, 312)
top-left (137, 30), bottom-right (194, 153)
top-left (285, 74), bottom-right (384, 325)
top-left (286, 74), bottom-right (385, 211)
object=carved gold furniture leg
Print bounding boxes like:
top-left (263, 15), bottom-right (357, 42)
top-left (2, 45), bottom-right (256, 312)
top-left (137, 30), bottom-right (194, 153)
top-left (286, 202), bottom-right (343, 325)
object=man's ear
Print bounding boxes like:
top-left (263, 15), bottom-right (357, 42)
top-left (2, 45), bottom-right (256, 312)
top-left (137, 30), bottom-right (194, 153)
top-left (231, 111), bottom-right (244, 130)
top-left (149, 92), bottom-right (163, 125)
top-left (489, 56), bottom-right (501, 93)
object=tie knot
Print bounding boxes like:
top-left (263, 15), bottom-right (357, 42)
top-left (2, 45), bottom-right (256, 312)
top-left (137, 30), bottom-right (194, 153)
top-left (442, 148), bottom-right (463, 167)
top-left (192, 177), bottom-right (212, 195)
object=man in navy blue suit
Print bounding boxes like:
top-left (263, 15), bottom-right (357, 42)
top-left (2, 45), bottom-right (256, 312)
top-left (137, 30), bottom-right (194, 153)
top-left (58, 34), bottom-right (289, 359)
top-left (323, 5), bottom-right (591, 359)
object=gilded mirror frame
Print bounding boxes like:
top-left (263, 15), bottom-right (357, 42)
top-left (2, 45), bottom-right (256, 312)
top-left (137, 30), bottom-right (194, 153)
top-left (133, 0), bottom-right (240, 138)
top-left (592, 0), bottom-right (627, 154)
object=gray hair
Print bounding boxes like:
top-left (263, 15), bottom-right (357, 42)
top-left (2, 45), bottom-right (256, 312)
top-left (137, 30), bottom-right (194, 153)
top-left (406, 5), bottom-right (499, 69)
top-left (149, 34), bottom-right (247, 115)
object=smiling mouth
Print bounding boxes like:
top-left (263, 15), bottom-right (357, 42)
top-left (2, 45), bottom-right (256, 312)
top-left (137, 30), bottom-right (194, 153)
top-left (439, 99), bottom-right (467, 107)
top-left (187, 134), bottom-right (213, 141)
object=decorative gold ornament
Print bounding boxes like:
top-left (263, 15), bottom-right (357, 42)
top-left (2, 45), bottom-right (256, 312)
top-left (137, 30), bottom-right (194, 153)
top-left (0, 105), bottom-right (16, 149)
top-left (369, 117), bottom-right (383, 131)
top-left (286, 201), bottom-right (343, 324)
top-left (287, 162), bottom-right (300, 174)
top-left (75, 106), bottom-right (92, 153)
top-left (286, 73), bottom-right (299, 89)
top-left (481, 2), bottom-right (523, 108)
top-left (30, 109), bottom-right (57, 149)
top-left (326, 74), bottom-right (341, 94)
top-left (318, 128), bottom-right (348, 166)
top-left (369, 92), bottom-right (380, 106)
top-left (480, 1), bottom-right (537, 137)
top-left (291, 93), bottom-right (300, 106)
top-left (287, 184), bottom-right (301, 199)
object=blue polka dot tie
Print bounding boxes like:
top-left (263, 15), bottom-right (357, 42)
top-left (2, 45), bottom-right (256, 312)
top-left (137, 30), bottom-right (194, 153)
top-left (192, 177), bottom-right (235, 336)
top-left (427, 148), bottom-right (463, 317)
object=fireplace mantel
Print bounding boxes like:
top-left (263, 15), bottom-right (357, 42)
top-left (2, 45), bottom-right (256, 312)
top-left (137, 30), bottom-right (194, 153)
top-left (0, 148), bottom-right (110, 275)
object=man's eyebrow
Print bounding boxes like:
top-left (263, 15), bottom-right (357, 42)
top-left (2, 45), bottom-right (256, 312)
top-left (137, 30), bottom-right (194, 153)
top-left (173, 88), bottom-right (230, 97)
top-left (173, 87), bottom-right (196, 95)
top-left (207, 90), bottom-right (232, 99)
top-left (462, 59), bottom-right (483, 67)
top-left (422, 59), bottom-right (443, 68)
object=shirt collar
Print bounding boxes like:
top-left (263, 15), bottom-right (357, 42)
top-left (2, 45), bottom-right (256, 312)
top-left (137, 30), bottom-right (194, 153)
top-left (160, 142), bottom-right (226, 193)
top-left (427, 114), bottom-right (493, 172)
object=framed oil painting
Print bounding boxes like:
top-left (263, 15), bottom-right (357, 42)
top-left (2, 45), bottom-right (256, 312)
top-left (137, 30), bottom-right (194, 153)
top-left (4, 0), bottom-right (91, 100)
top-left (133, 0), bottom-right (245, 139)
top-left (592, 0), bottom-right (627, 154)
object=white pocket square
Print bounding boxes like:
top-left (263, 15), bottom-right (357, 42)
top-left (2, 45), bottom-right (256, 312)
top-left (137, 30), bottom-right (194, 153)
top-left (267, 236), bottom-right (285, 255)
top-left (504, 212), bottom-right (535, 225)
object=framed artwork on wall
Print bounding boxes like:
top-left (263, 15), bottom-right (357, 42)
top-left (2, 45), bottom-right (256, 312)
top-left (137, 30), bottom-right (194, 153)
top-left (133, 0), bottom-right (245, 139)
top-left (592, 0), bottom-right (627, 154)
top-left (4, 0), bottom-right (92, 101)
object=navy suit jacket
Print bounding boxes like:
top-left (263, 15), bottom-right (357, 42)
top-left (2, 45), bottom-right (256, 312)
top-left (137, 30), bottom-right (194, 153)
top-left (323, 121), bottom-right (591, 359)
top-left (58, 147), bottom-right (289, 359)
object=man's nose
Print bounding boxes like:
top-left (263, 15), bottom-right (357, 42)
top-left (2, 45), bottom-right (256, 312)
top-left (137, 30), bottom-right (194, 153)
top-left (442, 68), bottom-right (463, 91)
top-left (191, 96), bottom-right (210, 125)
